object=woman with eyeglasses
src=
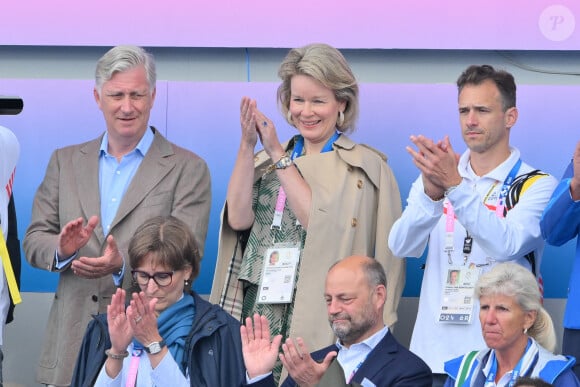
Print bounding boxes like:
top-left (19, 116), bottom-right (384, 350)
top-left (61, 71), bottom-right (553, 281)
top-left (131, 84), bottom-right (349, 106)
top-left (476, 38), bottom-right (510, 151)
top-left (71, 216), bottom-right (246, 386)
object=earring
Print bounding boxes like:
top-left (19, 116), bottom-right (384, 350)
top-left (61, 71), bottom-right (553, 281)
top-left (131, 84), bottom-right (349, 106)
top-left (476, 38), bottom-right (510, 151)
top-left (184, 280), bottom-right (190, 288)
top-left (286, 110), bottom-right (293, 125)
top-left (523, 327), bottom-right (528, 335)
top-left (337, 111), bottom-right (345, 127)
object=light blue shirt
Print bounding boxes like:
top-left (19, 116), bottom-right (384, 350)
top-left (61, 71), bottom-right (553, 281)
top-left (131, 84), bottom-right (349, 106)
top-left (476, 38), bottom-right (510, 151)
top-left (336, 325), bottom-right (388, 382)
top-left (99, 128), bottom-right (154, 235)
top-left (95, 343), bottom-right (189, 387)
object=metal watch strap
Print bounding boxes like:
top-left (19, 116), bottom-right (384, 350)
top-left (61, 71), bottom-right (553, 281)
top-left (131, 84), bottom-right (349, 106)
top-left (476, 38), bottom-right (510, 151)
top-left (275, 155), bottom-right (293, 169)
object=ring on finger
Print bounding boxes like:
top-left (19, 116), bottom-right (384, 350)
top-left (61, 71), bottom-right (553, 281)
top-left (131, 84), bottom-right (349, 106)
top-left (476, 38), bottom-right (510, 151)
top-left (134, 315), bottom-right (142, 323)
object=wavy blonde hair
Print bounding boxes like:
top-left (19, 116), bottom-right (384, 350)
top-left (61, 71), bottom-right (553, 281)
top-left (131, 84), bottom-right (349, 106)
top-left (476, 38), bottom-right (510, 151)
top-left (277, 43), bottom-right (359, 133)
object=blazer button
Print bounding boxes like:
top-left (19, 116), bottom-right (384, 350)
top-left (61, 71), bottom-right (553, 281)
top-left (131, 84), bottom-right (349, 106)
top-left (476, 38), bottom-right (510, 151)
top-left (351, 218), bottom-right (358, 227)
top-left (92, 295), bottom-right (98, 302)
top-left (357, 179), bottom-right (363, 188)
top-left (347, 166), bottom-right (353, 172)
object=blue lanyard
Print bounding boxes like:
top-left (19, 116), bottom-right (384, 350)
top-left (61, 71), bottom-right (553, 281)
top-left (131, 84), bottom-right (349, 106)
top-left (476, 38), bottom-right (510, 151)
top-left (500, 159), bottom-right (521, 195)
top-left (495, 159), bottom-right (522, 217)
top-left (347, 354), bottom-right (369, 383)
top-left (290, 131), bottom-right (340, 160)
top-left (485, 339), bottom-right (531, 387)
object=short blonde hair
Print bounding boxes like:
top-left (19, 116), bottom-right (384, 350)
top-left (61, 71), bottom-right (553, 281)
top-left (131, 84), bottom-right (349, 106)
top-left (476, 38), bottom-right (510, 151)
top-left (277, 43), bottom-right (359, 133)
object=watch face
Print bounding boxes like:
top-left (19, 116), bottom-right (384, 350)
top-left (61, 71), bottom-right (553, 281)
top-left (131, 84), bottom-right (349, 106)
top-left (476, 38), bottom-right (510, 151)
top-left (276, 156), bottom-right (292, 169)
top-left (147, 342), bottom-right (161, 354)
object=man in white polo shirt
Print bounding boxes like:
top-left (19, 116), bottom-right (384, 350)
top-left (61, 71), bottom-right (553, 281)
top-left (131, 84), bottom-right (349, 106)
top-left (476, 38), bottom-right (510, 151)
top-left (388, 65), bottom-right (557, 386)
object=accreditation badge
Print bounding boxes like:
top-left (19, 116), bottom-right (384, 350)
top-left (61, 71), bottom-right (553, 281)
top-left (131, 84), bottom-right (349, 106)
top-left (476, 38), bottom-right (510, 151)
top-left (438, 265), bottom-right (481, 324)
top-left (257, 244), bottom-right (301, 304)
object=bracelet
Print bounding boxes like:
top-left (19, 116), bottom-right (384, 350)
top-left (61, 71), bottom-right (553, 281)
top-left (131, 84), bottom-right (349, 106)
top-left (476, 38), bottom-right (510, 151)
top-left (105, 349), bottom-right (129, 359)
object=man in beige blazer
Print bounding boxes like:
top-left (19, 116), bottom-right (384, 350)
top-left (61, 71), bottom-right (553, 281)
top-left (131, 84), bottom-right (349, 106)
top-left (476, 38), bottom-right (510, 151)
top-left (23, 45), bottom-right (211, 387)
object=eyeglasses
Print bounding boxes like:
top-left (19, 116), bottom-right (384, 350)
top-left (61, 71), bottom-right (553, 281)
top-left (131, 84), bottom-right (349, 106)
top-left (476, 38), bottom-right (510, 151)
top-left (131, 270), bottom-right (174, 287)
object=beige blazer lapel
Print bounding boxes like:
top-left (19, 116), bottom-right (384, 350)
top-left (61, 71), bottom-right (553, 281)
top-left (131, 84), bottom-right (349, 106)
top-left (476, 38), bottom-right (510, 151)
top-left (109, 130), bottom-right (174, 231)
top-left (74, 136), bottom-right (106, 245)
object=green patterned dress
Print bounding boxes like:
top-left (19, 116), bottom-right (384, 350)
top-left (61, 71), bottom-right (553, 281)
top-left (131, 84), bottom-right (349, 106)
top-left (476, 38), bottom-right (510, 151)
top-left (238, 145), bottom-right (307, 383)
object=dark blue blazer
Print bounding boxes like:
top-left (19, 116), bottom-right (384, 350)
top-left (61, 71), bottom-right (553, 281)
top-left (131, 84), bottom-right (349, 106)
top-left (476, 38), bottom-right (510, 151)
top-left (249, 331), bottom-right (433, 387)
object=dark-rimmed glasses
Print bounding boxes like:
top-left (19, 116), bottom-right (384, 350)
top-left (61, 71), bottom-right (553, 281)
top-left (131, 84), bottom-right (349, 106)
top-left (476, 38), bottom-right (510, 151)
top-left (131, 270), bottom-right (174, 287)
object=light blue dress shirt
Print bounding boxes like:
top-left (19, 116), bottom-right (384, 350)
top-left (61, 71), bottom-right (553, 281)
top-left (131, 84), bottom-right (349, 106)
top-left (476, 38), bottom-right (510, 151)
top-left (336, 325), bottom-right (388, 382)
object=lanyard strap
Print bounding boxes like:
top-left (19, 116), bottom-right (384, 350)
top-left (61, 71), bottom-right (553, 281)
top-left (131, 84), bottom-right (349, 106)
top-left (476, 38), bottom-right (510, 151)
top-left (271, 132), bottom-right (340, 230)
top-left (289, 135), bottom-right (304, 160)
top-left (495, 159), bottom-right (522, 217)
top-left (444, 158), bottom-right (522, 261)
top-left (444, 201), bottom-right (456, 261)
top-left (347, 354), bottom-right (369, 383)
top-left (0, 227), bottom-right (21, 305)
top-left (126, 348), bottom-right (142, 387)
top-left (485, 339), bottom-right (531, 387)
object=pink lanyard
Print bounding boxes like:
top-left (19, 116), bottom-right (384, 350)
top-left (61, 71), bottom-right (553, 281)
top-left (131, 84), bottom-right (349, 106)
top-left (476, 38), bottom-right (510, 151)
top-left (444, 159), bottom-right (521, 264)
top-left (444, 202), bottom-right (456, 264)
top-left (126, 348), bottom-right (142, 387)
top-left (347, 356), bottom-right (368, 383)
top-left (271, 186), bottom-right (287, 229)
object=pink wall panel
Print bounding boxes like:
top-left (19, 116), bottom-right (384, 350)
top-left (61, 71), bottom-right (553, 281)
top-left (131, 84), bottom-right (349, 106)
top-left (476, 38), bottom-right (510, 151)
top-left (1, 0), bottom-right (578, 49)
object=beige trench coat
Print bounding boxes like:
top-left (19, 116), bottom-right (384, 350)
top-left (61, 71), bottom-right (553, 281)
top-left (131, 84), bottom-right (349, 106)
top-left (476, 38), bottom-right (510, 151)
top-left (210, 135), bottom-right (405, 363)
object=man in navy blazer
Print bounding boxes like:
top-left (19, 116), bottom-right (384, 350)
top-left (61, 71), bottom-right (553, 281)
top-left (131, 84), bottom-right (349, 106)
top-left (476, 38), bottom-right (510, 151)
top-left (241, 255), bottom-right (432, 387)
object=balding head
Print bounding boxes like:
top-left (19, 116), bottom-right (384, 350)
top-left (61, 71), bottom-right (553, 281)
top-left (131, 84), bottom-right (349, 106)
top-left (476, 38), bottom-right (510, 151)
top-left (325, 256), bottom-right (387, 347)
top-left (328, 256), bottom-right (387, 293)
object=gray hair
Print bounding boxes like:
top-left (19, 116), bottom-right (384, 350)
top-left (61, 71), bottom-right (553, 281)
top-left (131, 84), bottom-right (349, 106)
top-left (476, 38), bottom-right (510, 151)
top-left (361, 258), bottom-right (387, 289)
top-left (94, 45), bottom-right (156, 95)
top-left (277, 43), bottom-right (359, 133)
top-left (475, 263), bottom-right (556, 351)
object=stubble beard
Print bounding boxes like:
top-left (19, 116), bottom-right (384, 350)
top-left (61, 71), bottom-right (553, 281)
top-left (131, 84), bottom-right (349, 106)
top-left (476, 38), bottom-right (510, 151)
top-left (329, 309), bottom-right (378, 345)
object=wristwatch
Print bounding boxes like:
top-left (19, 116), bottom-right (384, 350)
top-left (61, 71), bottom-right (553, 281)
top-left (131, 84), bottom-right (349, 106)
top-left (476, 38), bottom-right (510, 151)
top-left (275, 155), bottom-right (293, 169)
top-left (144, 340), bottom-right (166, 354)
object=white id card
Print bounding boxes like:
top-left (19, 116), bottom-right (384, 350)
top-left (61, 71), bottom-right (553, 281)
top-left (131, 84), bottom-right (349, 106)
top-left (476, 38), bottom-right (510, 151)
top-left (257, 246), bottom-right (301, 304)
top-left (438, 265), bottom-right (480, 324)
